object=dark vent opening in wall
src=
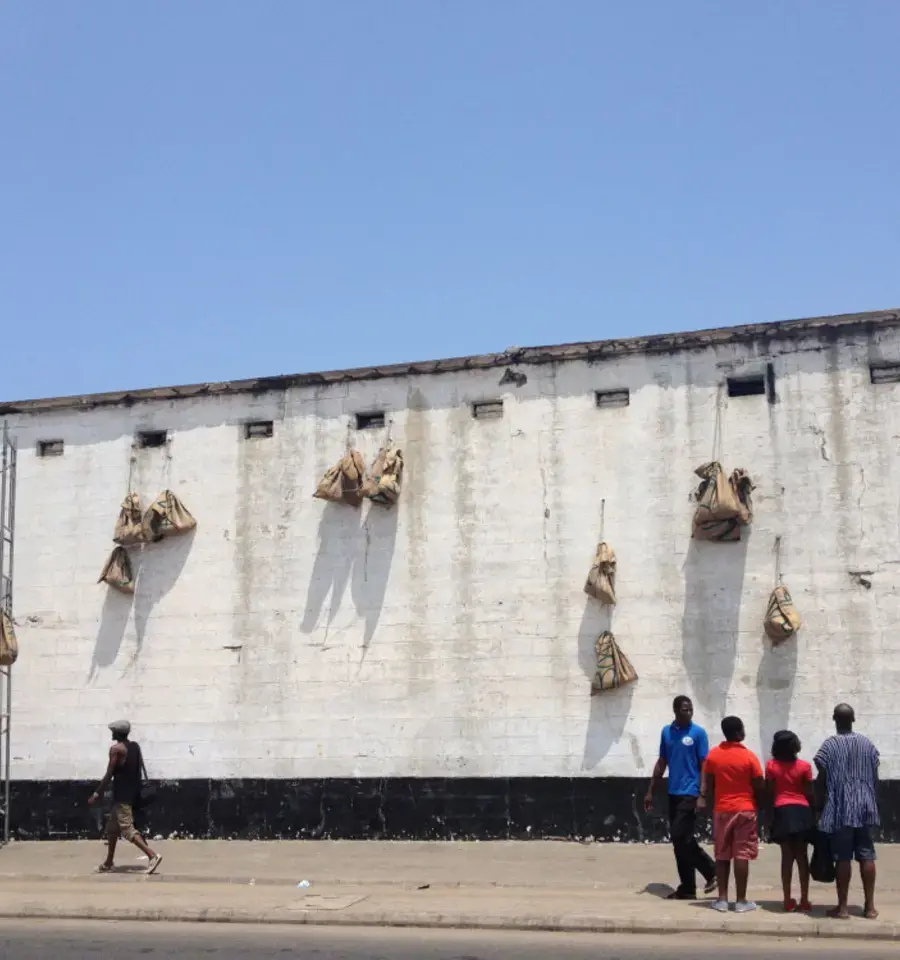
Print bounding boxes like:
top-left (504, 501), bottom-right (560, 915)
top-left (355, 411), bottom-right (386, 430)
top-left (765, 362), bottom-right (777, 404)
top-left (871, 364), bottom-right (900, 385)
top-left (245, 420), bottom-right (274, 439)
top-left (37, 439), bottom-right (64, 458)
top-left (137, 430), bottom-right (168, 448)
top-left (595, 389), bottom-right (630, 408)
top-left (727, 375), bottom-right (766, 398)
top-left (473, 400), bottom-right (504, 420)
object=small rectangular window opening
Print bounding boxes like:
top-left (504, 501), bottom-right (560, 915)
top-left (137, 430), bottom-right (168, 449)
top-left (37, 439), bottom-right (64, 458)
top-left (355, 411), bottom-right (386, 430)
top-left (871, 364), bottom-right (900, 385)
top-left (473, 400), bottom-right (504, 420)
top-left (595, 389), bottom-right (630, 409)
top-left (727, 375), bottom-right (766, 398)
top-left (245, 420), bottom-right (274, 439)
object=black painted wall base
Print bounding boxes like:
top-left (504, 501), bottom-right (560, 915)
top-left (10, 777), bottom-right (900, 842)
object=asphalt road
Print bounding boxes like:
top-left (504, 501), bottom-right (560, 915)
top-left (0, 922), bottom-right (890, 959)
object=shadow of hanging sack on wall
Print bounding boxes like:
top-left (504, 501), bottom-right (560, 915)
top-left (756, 629), bottom-right (798, 755)
top-left (681, 534), bottom-right (749, 721)
top-left (756, 537), bottom-right (799, 752)
top-left (578, 599), bottom-right (635, 771)
top-left (301, 502), bottom-right (362, 638)
top-left (89, 554), bottom-right (141, 681)
top-left (132, 529), bottom-right (196, 660)
top-left (351, 505), bottom-right (400, 665)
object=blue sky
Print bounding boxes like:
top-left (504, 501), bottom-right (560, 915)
top-left (2, 2), bottom-right (899, 401)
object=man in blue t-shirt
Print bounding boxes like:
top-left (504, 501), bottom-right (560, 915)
top-left (644, 695), bottom-right (716, 899)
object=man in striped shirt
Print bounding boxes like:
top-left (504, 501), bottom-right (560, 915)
top-left (814, 703), bottom-right (880, 920)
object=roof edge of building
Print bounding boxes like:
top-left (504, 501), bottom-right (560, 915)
top-left (3, 307), bottom-right (899, 416)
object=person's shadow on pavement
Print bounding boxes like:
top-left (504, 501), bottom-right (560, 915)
top-left (640, 882), bottom-right (677, 899)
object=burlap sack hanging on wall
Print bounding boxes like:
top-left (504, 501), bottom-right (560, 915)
top-left (764, 584), bottom-right (801, 643)
top-left (98, 546), bottom-right (136, 594)
top-left (142, 490), bottom-right (197, 543)
top-left (313, 450), bottom-right (367, 507)
top-left (730, 468), bottom-right (754, 526)
top-left (113, 493), bottom-right (145, 545)
top-left (362, 445), bottom-right (404, 507)
top-left (691, 462), bottom-right (755, 541)
top-left (0, 609), bottom-right (18, 667)
top-left (584, 541), bottom-right (617, 605)
top-left (591, 631), bottom-right (638, 693)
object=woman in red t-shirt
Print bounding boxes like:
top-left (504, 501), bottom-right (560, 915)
top-left (766, 729), bottom-right (815, 912)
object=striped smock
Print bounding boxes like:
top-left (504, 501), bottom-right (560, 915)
top-left (814, 732), bottom-right (880, 834)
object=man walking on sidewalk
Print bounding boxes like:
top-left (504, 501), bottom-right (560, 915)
top-left (814, 703), bottom-right (880, 920)
top-left (88, 720), bottom-right (162, 875)
top-left (644, 695), bottom-right (716, 900)
top-left (700, 715), bottom-right (765, 913)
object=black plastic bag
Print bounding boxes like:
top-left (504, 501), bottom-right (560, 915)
top-left (810, 830), bottom-right (836, 884)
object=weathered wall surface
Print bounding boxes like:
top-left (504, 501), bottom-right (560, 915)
top-left (7, 322), bottom-right (900, 790)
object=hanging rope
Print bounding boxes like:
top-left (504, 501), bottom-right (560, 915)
top-left (158, 436), bottom-right (173, 489)
top-left (711, 383), bottom-right (725, 463)
top-left (126, 448), bottom-right (136, 494)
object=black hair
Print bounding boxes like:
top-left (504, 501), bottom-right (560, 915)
top-left (771, 729), bottom-right (800, 763)
top-left (673, 695), bottom-right (692, 713)
top-left (721, 715), bottom-right (744, 742)
top-left (834, 703), bottom-right (855, 730)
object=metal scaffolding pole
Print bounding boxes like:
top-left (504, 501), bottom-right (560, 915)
top-left (0, 422), bottom-right (17, 845)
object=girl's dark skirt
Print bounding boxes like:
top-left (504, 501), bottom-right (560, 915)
top-left (771, 803), bottom-right (815, 843)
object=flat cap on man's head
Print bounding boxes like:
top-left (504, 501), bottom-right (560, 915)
top-left (108, 719), bottom-right (131, 736)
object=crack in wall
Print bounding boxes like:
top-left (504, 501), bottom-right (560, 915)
top-left (630, 792), bottom-right (645, 843)
top-left (362, 519), bottom-right (370, 583)
top-left (857, 463), bottom-right (867, 545)
top-left (312, 791), bottom-right (327, 838)
top-left (375, 778), bottom-right (387, 838)
top-left (539, 464), bottom-right (549, 574)
top-left (806, 422), bottom-right (830, 461)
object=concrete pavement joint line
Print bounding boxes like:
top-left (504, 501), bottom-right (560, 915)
top-left (0, 871), bottom-right (615, 890)
top-left (0, 907), bottom-right (895, 940)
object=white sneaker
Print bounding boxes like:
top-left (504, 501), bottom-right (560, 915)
top-left (711, 899), bottom-right (730, 913)
top-left (735, 900), bottom-right (757, 913)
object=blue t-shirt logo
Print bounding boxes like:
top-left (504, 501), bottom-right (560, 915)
top-left (660, 722), bottom-right (709, 797)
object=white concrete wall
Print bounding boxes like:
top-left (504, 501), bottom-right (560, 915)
top-left (7, 324), bottom-right (900, 781)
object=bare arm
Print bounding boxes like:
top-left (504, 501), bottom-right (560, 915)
top-left (88, 743), bottom-right (124, 804)
top-left (751, 775), bottom-right (766, 810)
top-left (803, 777), bottom-right (816, 807)
top-left (765, 769), bottom-right (776, 808)
top-left (644, 757), bottom-right (667, 812)
top-left (813, 768), bottom-right (826, 813)
top-left (699, 770), bottom-right (713, 811)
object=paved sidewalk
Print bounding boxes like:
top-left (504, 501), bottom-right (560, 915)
top-left (0, 840), bottom-right (897, 941)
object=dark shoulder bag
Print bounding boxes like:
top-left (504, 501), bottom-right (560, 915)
top-left (133, 745), bottom-right (158, 811)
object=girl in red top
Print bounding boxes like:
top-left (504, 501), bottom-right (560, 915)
top-left (766, 729), bottom-right (815, 912)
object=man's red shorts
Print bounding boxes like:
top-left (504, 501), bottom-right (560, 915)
top-left (713, 811), bottom-right (758, 861)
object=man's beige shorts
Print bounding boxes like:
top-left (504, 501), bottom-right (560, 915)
top-left (105, 803), bottom-right (137, 841)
